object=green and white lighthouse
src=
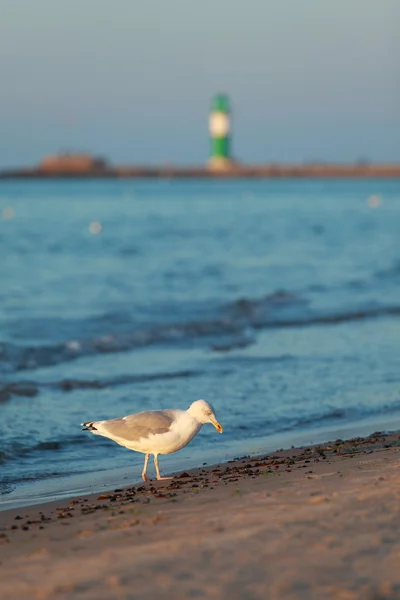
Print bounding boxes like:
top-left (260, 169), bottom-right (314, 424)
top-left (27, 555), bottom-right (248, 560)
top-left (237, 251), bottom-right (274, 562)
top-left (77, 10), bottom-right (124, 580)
top-left (208, 94), bottom-right (233, 169)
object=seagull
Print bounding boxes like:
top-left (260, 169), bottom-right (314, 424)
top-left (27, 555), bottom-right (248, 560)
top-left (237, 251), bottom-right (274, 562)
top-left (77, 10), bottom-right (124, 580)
top-left (81, 399), bottom-right (223, 481)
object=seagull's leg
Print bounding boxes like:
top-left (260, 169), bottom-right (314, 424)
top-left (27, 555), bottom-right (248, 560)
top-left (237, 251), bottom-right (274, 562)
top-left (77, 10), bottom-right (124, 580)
top-left (142, 453), bottom-right (151, 482)
top-left (154, 454), bottom-right (173, 481)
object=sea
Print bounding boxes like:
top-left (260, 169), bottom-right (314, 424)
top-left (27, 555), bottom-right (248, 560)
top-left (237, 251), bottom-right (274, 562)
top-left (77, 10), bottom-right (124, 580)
top-left (1, 178), bottom-right (399, 510)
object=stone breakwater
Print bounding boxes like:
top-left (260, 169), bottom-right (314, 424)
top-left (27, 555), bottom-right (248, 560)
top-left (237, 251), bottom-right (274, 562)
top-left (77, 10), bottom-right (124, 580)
top-left (2, 163), bottom-right (400, 179)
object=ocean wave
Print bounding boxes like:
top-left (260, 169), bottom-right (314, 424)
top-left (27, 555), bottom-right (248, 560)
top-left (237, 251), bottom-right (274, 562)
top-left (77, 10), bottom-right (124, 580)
top-left (1, 290), bottom-right (399, 373)
top-left (263, 305), bottom-right (400, 329)
top-left (230, 407), bottom-right (347, 436)
top-left (0, 381), bottom-right (39, 402)
top-left (0, 369), bottom-right (203, 402)
top-left (275, 408), bottom-right (347, 434)
top-left (0, 435), bottom-right (92, 465)
top-left (0, 482), bottom-right (15, 496)
top-left (375, 260), bottom-right (400, 280)
top-left (0, 469), bottom-right (86, 489)
top-left (59, 369), bottom-right (203, 391)
top-left (223, 290), bottom-right (308, 320)
top-left (232, 400), bottom-right (400, 438)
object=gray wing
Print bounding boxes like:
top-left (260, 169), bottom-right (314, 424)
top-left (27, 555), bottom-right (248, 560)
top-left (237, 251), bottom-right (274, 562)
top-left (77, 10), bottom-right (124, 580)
top-left (100, 410), bottom-right (175, 442)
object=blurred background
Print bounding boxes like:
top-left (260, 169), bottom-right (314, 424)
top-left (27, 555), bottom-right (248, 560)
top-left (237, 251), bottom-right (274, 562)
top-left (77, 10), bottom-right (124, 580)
top-left (0, 1), bottom-right (399, 508)
top-left (1, 0), bottom-right (399, 166)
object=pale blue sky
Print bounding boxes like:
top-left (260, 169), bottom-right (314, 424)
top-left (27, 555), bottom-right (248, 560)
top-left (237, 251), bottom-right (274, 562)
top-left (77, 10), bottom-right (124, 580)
top-left (0, 0), bottom-right (399, 167)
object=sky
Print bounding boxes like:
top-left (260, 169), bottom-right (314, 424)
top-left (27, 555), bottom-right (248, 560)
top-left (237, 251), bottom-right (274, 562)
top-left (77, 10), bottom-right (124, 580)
top-left (0, 0), bottom-right (399, 167)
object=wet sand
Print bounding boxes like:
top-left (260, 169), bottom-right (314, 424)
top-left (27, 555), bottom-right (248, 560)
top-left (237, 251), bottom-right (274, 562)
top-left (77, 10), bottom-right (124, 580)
top-left (1, 432), bottom-right (400, 599)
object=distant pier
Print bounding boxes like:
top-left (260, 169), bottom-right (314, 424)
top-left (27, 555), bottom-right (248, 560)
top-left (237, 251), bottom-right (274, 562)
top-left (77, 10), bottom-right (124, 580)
top-left (2, 162), bottom-right (400, 179)
top-left (3, 94), bottom-right (400, 180)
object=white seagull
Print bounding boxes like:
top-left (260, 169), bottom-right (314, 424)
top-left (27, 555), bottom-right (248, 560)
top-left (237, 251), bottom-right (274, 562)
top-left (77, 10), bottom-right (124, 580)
top-left (82, 399), bottom-right (223, 481)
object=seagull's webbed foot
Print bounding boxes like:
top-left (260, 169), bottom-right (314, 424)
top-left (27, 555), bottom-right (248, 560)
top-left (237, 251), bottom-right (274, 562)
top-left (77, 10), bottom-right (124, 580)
top-left (153, 454), bottom-right (173, 481)
top-left (142, 472), bottom-right (151, 482)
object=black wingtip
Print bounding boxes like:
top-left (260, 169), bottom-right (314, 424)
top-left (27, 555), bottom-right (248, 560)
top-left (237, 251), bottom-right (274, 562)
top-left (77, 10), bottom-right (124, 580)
top-left (81, 421), bottom-right (97, 431)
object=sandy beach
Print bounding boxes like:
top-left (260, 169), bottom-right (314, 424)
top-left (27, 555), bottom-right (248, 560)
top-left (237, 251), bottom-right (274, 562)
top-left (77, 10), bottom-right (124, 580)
top-left (1, 432), bottom-right (400, 599)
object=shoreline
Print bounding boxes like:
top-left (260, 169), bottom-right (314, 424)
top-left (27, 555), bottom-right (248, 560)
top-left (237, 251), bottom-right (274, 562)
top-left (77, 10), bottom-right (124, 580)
top-left (1, 431), bottom-right (400, 598)
top-left (2, 410), bottom-right (399, 513)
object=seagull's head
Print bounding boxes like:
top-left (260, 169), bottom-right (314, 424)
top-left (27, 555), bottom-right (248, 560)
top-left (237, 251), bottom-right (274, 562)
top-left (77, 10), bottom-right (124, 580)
top-left (188, 399), bottom-right (223, 433)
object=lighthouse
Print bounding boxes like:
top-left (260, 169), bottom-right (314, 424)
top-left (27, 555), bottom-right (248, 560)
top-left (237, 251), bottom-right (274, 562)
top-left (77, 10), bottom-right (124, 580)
top-left (208, 94), bottom-right (233, 170)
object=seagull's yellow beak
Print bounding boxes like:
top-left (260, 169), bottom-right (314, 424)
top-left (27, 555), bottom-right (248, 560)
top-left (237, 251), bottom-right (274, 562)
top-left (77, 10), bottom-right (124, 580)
top-left (211, 419), bottom-right (223, 434)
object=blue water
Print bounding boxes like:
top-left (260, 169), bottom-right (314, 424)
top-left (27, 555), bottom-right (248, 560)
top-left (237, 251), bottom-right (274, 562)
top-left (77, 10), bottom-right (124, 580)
top-left (1, 178), bottom-right (400, 509)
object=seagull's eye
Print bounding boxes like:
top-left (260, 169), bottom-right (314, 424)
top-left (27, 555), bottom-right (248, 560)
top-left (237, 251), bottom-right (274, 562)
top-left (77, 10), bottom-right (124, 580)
top-left (206, 410), bottom-right (212, 416)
